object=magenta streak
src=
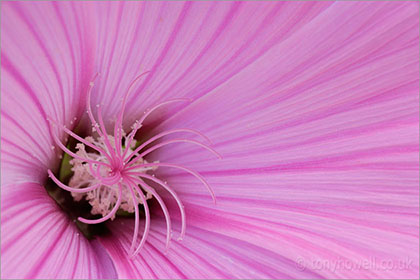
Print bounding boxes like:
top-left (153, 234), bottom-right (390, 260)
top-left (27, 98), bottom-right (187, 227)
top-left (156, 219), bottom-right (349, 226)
top-left (129, 2), bottom-right (192, 105)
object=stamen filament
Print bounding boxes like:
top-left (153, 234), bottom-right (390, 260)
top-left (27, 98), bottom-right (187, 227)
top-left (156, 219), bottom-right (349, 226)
top-left (114, 72), bottom-right (150, 156)
top-left (132, 177), bottom-right (172, 250)
top-left (48, 169), bottom-right (101, 193)
top-left (86, 75), bottom-right (103, 134)
top-left (126, 162), bottom-right (216, 203)
top-left (128, 139), bottom-right (222, 165)
top-left (47, 117), bottom-right (112, 162)
top-left (126, 179), bottom-right (140, 255)
top-left (49, 127), bottom-right (110, 167)
top-left (126, 172), bottom-right (186, 240)
top-left (97, 106), bottom-right (119, 164)
top-left (123, 128), bottom-right (212, 162)
top-left (122, 98), bottom-right (191, 159)
top-left (124, 177), bottom-right (151, 257)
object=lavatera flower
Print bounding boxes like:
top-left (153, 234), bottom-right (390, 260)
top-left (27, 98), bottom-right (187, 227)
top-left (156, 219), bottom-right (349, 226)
top-left (1, 1), bottom-right (419, 279)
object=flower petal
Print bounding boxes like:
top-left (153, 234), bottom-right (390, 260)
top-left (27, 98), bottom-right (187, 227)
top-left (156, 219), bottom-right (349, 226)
top-left (87, 1), bottom-right (332, 125)
top-left (99, 219), bottom-right (322, 279)
top-left (1, 1), bottom-right (96, 184)
top-left (142, 2), bottom-right (418, 278)
top-left (1, 182), bottom-right (116, 279)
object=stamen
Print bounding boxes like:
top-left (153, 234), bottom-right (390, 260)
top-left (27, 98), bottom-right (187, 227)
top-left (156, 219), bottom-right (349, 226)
top-left (78, 183), bottom-right (122, 224)
top-left (47, 74), bottom-right (219, 257)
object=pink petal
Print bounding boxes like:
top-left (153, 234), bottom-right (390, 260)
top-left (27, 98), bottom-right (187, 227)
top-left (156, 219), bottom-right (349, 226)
top-left (87, 1), bottom-right (332, 126)
top-left (1, 1), bottom-right (418, 279)
top-left (143, 2), bottom-right (418, 279)
top-left (1, 182), bottom-right (116, 279)
top-left (99, 219), bottom-right (322, 279)
top-left (1, 1), bottom-right (96, 184)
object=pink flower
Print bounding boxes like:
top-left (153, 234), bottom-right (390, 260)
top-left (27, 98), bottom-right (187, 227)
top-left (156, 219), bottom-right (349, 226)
top-left (1, 1), bottom-right (418, 279)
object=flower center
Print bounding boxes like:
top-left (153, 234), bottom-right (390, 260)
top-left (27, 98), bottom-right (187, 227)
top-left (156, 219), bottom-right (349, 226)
top-left (47, 73), bottom-right (221, 257)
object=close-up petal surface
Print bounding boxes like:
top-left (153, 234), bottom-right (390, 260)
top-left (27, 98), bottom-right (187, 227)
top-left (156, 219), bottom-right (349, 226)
top-left (1, 1), bottom-right (418, 279)
top-left (1, 1), bottom-right (96, 185)
top-left (1, 182), bottom-right (116, 279)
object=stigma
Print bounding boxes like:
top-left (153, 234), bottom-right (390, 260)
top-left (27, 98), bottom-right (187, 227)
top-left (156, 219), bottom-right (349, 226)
top-left (47, 73), bottom-right (221, 257)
